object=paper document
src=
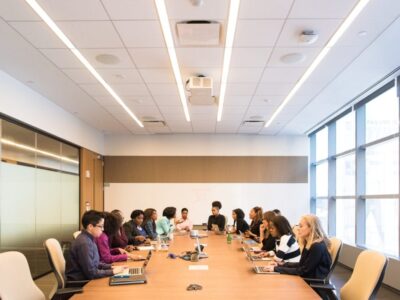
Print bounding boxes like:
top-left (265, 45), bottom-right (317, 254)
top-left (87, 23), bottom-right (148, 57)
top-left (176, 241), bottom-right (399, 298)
top-left (188, 265), bottom-right (209, 271)
top-left (137, 246), bottom-right (155, 251)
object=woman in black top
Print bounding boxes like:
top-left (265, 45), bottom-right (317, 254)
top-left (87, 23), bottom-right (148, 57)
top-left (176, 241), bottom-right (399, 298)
top-left (207, 201), bottom-right (225, 231)
top-left (231, 208), bottom-right (249, 234)
top-left (245, 206), bottom-right (263, 240)
top-left (264, 214), bottom-right (332, 279)
top-left (260, 210), bottom-right (276, 251)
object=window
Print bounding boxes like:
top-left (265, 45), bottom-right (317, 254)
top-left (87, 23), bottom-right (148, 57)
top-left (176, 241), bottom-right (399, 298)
top-left (310, 76), bottom-right (400, 259)
top-left (336, 111), bottom-right (355, 153)
top-left (366, 199), bottom-right (399, 256)
top-left (366, 87), bottom-right (398, 143)
top-left (336, 199), bottom-right (355, 244)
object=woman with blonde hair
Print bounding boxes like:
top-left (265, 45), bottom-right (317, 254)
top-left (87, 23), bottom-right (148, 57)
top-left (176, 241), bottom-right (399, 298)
top-left (263, 214), bottom-right (332, 279)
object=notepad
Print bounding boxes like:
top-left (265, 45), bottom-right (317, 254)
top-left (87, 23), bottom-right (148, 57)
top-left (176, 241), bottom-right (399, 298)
top-left (137, 246), bottom-right (155, 251)
top-left (188, 265), bottom-right (209, 271)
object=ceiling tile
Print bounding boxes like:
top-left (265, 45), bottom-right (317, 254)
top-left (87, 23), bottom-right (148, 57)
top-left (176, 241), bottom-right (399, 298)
top-left (0, 0), bottom-right (41, 21)
top-left (102, 0), bottom-right (158, 20)
top-left (79, 83), bottom-right (109, 96)
top-left (40, 49), bottom-right (82, 68)
top-left (267, 47), bottom-right (321, 67)
top-left (222, 106), bottom-right (248, 114)
top-left (158, 105), bottom-right (184, 114)
top-left (163, 113), bottom-right (188, 121)
top-left (234, 20), bottom-right (284, 47)
top-left (228, 68), bottom-right (264, 83)
top-left (191, 113), bottom-right (217, 121)
top-left (239, 0), bottom-right (294, 19)
top-left (289, 0), bottom-right (358, 19)
top-left (9, 21), bottom-right (66, 48)
top-left (276, 19), bottom-right (342, 48)
top-left (63, 68), bottom-right (143, 84)
top-left (129, 48), bottom-right (171, 68)
top-left (165, 0), bottom-right (229, 19)
top-left (251, 95), bottom-right (284, 106)
top-left (110, 83), bottom-right (150, 96)
top-left (147, 83), bottom-right (179, 96)
top-left (62, 68), bottom-right (96, 84)
top-left (114, 21), bottom-right (165, 47)
top-left (226, 83), bottom-right (257, 96)
top-left (190, 106), bottom-right (217, 115)
top-left (255, 83), bottom-right (294, 95)
top-left (37, 0), bottom-right (108, 20)
top-left (221, 113), bottom-right (246, 121)
top-left (80, 48), bottom-right (135, 69)
top-left (152, 95), bottom-right (182, 106)
top-left (139, 69), bottom-right (175, 83)
top-left (230, 48), bottom-right (272, 67)
top-left (261, 67), bottom-right (305, 83)
top-left (223, 96), bottom-right (252, 106)
top-left (176, 48), bottom-right (224, 67)
top-left (56, 21), bottom-right (123, 48)
top-left (93, 95), bottom-right (154, 106)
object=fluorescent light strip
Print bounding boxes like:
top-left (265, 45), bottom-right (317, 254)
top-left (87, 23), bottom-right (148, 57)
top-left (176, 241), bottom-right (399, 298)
top-left (217, 0), bottom-right (241, 122)
top-left (264, 0), bottom-right (370, 128)
top-left (1, 139), bottom-right (79, 165)
top-left (155, 0), bottom-right (190, 122)
top-left (25, 0), bottom-right (144, 128)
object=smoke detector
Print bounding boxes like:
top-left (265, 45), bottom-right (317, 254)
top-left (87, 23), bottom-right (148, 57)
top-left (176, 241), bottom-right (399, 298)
top-left (299, 30), bottom-right (319, 45)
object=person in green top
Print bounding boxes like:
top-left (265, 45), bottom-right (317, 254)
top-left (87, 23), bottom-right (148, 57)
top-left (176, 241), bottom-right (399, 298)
top-left (156, 206), bottom-right (176, 237)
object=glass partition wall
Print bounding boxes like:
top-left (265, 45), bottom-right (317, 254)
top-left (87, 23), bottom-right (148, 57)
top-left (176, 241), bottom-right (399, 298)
top-left (0, 118), bottom-right (79, 277)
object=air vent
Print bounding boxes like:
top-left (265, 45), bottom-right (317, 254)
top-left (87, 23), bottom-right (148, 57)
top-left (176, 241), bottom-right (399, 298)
top-left (241, 120), bottom-right (265, 127)
top-left (143, 120), bottom-right (166, 128)
top-left (176, 20), bottom-right (220, 46)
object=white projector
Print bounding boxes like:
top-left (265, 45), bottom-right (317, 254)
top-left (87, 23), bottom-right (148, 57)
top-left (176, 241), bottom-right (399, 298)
top-left (187, 76), bottom-right (215, 105)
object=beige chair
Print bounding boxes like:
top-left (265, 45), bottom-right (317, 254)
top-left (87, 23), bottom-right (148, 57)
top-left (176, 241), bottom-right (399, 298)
top-left (311, 249), bottom-right (388, 300)
top-left (44, 238), bottom-right (87, 300)
top-left (0, 251), bottom-right (45, 300)
top-left (72, 231), bottom-right (81, 239)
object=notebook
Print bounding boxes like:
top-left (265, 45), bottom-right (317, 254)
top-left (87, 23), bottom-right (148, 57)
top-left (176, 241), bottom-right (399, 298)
top-left (109, 251), bottom-right (152, 285)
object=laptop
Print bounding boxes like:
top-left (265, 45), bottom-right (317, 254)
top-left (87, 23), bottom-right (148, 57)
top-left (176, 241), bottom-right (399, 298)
top-left (211, 224), bottom-right (225, 235)
top-left (245, 249), bottom-right (272, 262)
top-left (195, 236), bottom-right (208, 259)
top-left (251, 260), bottom-right (279, 275)
top-left (109, 251), bottom-right (152, 285)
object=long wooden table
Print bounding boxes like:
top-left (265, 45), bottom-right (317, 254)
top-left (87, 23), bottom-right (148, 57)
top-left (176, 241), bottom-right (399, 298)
top-left (72, 233), bottom-right (320, 299)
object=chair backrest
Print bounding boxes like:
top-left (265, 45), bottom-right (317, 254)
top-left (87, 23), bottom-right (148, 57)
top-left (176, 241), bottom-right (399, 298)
top-left (340, 250), bottom-right (388, 300)
top-left (0, 251), bottom-right (45, 300)
top-left (44, 238), bottom-right (67, 290)
top-left (325, 237), bottom-right (343, 281)
top-left (73, 231), bottom-right (81, 239)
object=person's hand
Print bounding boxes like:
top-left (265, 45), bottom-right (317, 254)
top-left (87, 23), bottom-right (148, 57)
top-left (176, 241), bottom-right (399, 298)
top-left (129, 254), bottom-right (143, 261)
top-left (125, 245), bottom-right (136, 252)
top-left (259, 224), bottom-right (265, 232)
top-left (118, 248), bottom-right (127, 254)
top-left (135, 235), bottom-right (146, 242)
top-left (262, 265), bottom-right (275, 273)
top-left (244, 230), bottom-right (250, 238)
top-left (268, 261), bottom-right (278, 267)
top-left (112, 266), bottom-right (126, 275)
top-left (277, 261), bottom-right (285, 266)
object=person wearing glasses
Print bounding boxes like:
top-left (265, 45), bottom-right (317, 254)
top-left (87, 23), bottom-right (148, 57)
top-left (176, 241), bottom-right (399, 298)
top-left (66, 210), bottom-right (125, 280)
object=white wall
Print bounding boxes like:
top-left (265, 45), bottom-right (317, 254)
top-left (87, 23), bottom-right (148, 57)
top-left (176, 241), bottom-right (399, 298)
top-left (104, 134), bottom-right (309, 226)
top-left (104, 134), bottom-right (308, 156)
top-left (0, 71), bottom-right (104, 153)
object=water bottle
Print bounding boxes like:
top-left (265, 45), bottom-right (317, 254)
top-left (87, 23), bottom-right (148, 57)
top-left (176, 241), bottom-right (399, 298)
top-left (156, 236), bottom-right (161, 251)
top-left (227, 232), bottom-right (232, 244)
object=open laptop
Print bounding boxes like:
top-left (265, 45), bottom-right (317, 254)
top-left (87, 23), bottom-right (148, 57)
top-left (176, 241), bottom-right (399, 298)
top-left (109, 251), bottom-right (152, 285)
top-left (211, 224), bottom-right (225, 235)
top-left (195, 236), bottom-right (208, 259)
top-left (245, 249), bottom-right (272, 262)
top-left (251, 260), bottom-right (279, 275)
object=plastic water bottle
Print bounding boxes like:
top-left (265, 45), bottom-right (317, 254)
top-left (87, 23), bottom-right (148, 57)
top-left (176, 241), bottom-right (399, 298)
top-left (227, 232), bottom-right (232, 244)
top-left (156, 236), bottom-right (161, 251)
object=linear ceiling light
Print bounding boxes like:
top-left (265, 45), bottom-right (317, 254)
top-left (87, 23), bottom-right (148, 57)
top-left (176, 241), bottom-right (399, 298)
top-left (155, 0), bottom-right (190, 122)
top-left (1, 139), bottom-right (79, 165)
top-left (25, 0), bottom-right (144, 128)
top-left (264, 0), bottom-right (370, 128)
top-left (217, 0), bottom-right (240, 122)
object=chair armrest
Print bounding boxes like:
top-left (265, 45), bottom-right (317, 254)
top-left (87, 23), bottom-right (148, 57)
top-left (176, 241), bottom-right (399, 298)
top-left (66, 280), bottom-right (89, 287)
top-left (309, 283), bottom-right (335, 290)
top-left (54, 287), bottom-right (83, 296)
top-left (303, 277), bottom-right (328, 284)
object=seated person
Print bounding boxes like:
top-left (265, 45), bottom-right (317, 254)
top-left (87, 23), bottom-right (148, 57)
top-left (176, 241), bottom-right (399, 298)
top-left (156, 207), bottom-right (176, 237)
top-left (231, 208), bottom-right (249, 234)
top-left (259, 210), bottom-right (276, 252)
top-left (263, 214), bottom-right (332, 279)
top-left (109, 209), bottom-right (130, 250)
top-left (66, 210), bottom-right (124, 280)
top-left (123, 210), bottom-right (149, 245)
top-left (207, 201), bottom-right (225, 231)
top-left (272, 209), bottom-right (281, 215)
top-left (176, 208), bottom-right (193, 231)
top-left (245, 206), bottom-right (263, 240)
top-left (263, 215), bottom-right (300, 263)
top-left (143, 208), bottom-right (158, 240)
top-left (96, 212), bottom-right (141, 263)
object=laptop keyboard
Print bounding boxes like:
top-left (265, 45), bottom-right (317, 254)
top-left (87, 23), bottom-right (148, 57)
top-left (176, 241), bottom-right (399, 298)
top-left (129, 267), bottom-right (143, 275)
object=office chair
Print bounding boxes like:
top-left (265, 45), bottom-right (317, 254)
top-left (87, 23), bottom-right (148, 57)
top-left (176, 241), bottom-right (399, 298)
top-left (303, 237), bottom-right (343, 285)
top-left (44, 238), bottom-right (88, 300)
top-left (72, 231), bottom-right (81, 239)
top-left (310, 249), bottom-right (388, 300)
top-left (0, 251), bottom-right (45, 300)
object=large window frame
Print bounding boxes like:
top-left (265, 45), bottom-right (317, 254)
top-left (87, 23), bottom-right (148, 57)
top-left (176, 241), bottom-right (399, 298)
top-left (310, 76), bottom-right (400, 259)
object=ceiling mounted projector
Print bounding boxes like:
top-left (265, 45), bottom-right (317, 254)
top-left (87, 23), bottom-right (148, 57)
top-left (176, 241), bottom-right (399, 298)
top-left (299, 30), bottom-right (319, 44)
top-left (187, 76), bottom-right (215, 105)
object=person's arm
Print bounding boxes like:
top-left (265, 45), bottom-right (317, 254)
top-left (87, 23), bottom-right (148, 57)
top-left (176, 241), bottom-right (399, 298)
top-left (77, 241), bottom-right (113, 279)
top-left (207, 216), bottom-right (213, 230)
top-left (160, 218), bottom-right (170, 235)
top-left (123, 222), bottom-right (135, 245)
top-left (144, 221), bottom-right (157, 240)
top-left (187, 219), bottom-right (193, 230)
top-left (96, 235), bottom-right (127, 264)
top-left (217, 215), bottom-right (225, 231)
top-left (275, 244), bottom-right (323, 276)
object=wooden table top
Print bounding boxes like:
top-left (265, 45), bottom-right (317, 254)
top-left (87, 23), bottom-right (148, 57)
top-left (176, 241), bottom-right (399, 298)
top-left (72, 233), bottom-right (320, 300)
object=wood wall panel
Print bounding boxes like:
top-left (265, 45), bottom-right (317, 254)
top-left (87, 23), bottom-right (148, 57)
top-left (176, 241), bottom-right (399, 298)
top-left (104, 156), bottom-right (308, 183)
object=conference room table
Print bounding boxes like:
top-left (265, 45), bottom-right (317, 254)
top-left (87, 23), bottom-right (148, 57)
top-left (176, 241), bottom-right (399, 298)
top-left (72, 232), bottom-right (320, 299)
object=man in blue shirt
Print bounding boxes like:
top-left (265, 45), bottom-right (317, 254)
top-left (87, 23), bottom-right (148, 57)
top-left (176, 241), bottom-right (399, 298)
top-left (66, 210), bottom-right (125, 280)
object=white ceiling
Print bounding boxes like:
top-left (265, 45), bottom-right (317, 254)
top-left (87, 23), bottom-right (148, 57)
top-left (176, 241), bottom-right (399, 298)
top-left (0, 0), bottom-right (399, 135)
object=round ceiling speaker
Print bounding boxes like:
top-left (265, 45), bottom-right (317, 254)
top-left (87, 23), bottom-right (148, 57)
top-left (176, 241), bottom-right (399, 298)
top-left (95, 54), bottom-right (120, 65)
top-left (280, 53), bottom-right (306, 64)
